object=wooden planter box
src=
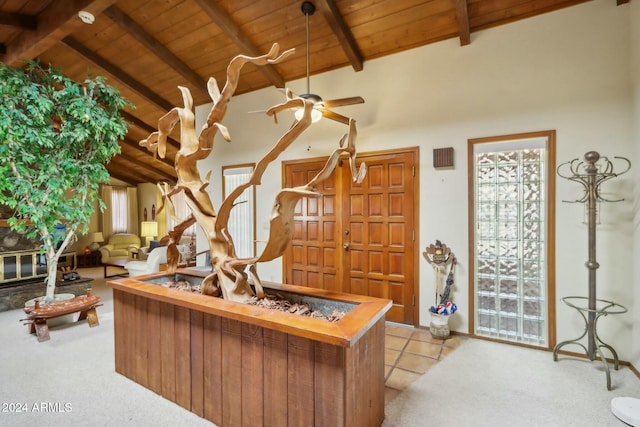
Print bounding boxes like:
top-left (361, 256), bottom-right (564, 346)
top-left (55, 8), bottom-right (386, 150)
top-left (108, 269), bottom-right (391, 427)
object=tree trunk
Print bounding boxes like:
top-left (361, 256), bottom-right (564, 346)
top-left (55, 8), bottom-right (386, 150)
top-left (45, 259), bottom-right (58, 302)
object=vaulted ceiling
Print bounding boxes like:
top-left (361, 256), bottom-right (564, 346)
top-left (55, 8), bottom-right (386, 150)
top-left (0, 0), bottom-right (628, 185)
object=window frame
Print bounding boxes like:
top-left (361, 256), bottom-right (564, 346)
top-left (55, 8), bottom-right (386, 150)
top-left (222, 163), bottom-right (257, 259)
top-left (467, 130), bottom-right (556, 349)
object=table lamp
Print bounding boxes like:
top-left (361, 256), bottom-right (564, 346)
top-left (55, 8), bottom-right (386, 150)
top-left (141, 221), bottom-right (158, 246)
top-left (89, 232), bottom-right (104, 251)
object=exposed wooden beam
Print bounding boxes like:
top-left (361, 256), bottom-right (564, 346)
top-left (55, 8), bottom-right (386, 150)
top-left (315, 0), bottom-right (363, 71)
top-left (104, 164), bottom-right (137, 185)
top-left (109, 157), bottom-right (161, 184)
top-left (103, 5), bottom-right (208, 93)
top-left (192, 0), bottom-right (287, 88)
top-left (61, 37), bottom-right (174, 112)
top-left (116, 153), bottom-right (176, 182)
top-left (121, 137), bottom-right (176, 170)
top-left (120, 111), bottom-right (180, 150)
top-left (0, 12), bottom-right (37, 29)
top-left (455, 0), bottom-right (471, 46)
top-left (0, 0), bottom-right (117, 65)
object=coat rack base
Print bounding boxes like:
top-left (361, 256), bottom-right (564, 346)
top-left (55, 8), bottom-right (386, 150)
top-left (553, 296), bottom-right (627, 390)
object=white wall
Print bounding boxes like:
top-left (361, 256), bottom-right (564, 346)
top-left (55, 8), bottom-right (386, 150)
top-left (630, 0), bottom-right (640, 371)
top-left (195, 1), bottom-right (637, 361)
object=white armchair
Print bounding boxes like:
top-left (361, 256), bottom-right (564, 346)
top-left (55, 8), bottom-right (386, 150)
top-left (124, 246), bottom-right (168, 277)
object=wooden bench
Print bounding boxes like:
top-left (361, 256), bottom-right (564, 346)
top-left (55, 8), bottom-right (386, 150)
top-left (21, 290), bottom-right (102, 342)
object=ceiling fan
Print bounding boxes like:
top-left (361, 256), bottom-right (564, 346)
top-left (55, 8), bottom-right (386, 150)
top-left (291, 1), bottom-right (364, 124)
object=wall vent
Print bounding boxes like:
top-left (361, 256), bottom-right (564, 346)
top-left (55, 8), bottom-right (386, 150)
top-left (433, 147), bottom-right (454, 168)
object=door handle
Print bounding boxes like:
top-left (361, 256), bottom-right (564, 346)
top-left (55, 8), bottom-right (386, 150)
top-left (343, 243), bottom-right (350, 250)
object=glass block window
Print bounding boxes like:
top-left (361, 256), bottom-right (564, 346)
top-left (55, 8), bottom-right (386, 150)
top-left (470, 133), bottom-right (555, 347)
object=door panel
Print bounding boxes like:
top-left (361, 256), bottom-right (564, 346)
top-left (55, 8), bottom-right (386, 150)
top-left (287, 160), bottom-right (340, 292)
top-left (284, 149), bottom-right (417, 325)
top-left (343, 152), bottom-right (415, 324)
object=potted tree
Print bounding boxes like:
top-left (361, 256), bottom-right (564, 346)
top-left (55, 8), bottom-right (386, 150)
top-left (0, 61), bottom-right (131, 302)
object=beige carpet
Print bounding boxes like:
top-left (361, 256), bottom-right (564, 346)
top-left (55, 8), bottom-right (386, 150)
top-left (1, 269), bottom-right (638, 426)
top-left (383, 338), bottom-right (640, 427)
top-left (0, 270), bottom-right (212, 427)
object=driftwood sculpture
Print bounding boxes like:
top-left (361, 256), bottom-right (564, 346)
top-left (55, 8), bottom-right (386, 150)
top-left (140, 43), bottom-right (366, 303)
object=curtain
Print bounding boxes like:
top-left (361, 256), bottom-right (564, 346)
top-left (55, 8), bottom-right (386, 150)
top-left (223, 166), bottom-right (255, 258)
top-left (111, 187), bottom-right (128, 234)
top-left (101, 185), bottom-right (138, 240)
top-left (127, 186), bottom-right (139, 236)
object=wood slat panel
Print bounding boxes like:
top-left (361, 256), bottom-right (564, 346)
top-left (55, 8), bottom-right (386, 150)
top-left (174, 306), bottom-right (192, 410)
top-left (133, 294), bottom-right (148, 387)
top-left (287, 335), bottom-right (315, 426)
top-left (146, 298), bottom-right (162, 394)
top-left (160, 301), bottom-right (176, 402)
top-left (203, 313), bottom-right (223, 426)
top-left (112, 289), bottom-right (126, 376)
top-left (315, 341), bottom-right (345, 427)
top-left (221, 318), bottom-right (242, 427)
top-left (345, 318), bottom-right (386, 426)
top-left (263, 328), bottom-right (289, 427)
top-left (241, 323), bottom-right (264, 427)
top-left (190, 310), bottom-right (204, 417)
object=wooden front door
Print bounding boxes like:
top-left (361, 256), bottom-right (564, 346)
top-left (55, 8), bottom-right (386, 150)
top-left (283, 148), bottom-right (418, 325)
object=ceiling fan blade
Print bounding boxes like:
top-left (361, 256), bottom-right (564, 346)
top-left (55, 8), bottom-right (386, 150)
top-left (322, 109), bottom-right (350, 125)
top-left (323, 96), bottom-right (365, 108)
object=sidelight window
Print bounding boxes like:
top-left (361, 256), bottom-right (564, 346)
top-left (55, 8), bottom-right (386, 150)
top-left (469, 131), bottom-right (556, 347)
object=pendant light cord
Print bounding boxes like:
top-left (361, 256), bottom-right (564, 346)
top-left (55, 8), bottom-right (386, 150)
top-left (305, 10), bottom-right (310, 95)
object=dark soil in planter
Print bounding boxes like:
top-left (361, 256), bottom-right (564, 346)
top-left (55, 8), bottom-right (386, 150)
top-left (245, 294), bottom-right (346, 322)
top-left (153, 274), bottom-right (351, 323)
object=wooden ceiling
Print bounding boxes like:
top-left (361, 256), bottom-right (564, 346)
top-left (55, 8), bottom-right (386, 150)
top-left (0, 0), bottom-right (626, 185)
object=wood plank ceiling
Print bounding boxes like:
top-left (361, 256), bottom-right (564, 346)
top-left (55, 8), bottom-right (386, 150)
top-left (0, 0), bottom-right (627, 185)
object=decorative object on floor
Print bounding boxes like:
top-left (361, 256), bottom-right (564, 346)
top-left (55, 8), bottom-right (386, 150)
top-left (0, 61), bottom-right (131, 302)
top-left (58, 265), bottom-right (80, 281)
top-left (21, 289), bottom-right (101, 342)
top-left (611, 397), bottom-right (640, 426)
top-left (88, 231), bottom-right (104, 251)
top-left (423, 240), bottom-right (457, 339)
top-left (553, 151), bottom-right (631, 390)
top-left (140, 42), bottom-right (366, 303)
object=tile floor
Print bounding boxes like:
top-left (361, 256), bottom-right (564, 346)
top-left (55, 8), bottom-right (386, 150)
top-left (384, 323), bottom-right (467, 403)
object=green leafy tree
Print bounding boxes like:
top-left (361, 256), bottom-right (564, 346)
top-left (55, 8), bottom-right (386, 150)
top-left (0, 61), bottom-right (132, 301)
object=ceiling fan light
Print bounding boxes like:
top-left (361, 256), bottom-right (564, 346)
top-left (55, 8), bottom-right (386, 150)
top-left (78, 11), bottom-right (95, 24)
top-left (295, 107), bottom-right (322, 123)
